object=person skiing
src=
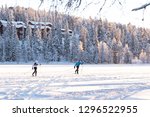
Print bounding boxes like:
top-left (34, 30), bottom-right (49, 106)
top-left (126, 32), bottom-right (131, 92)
top-left (74, 60), bottom-right (83, 74)
top-left (32, 60), bottom-right (38, 77)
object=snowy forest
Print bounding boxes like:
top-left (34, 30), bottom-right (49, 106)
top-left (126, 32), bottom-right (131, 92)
top-left (0, 6), bottom-right (150, 64)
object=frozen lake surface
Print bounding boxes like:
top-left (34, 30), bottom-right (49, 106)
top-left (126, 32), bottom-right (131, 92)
top-left (0, 64), bottom-right (150, 100)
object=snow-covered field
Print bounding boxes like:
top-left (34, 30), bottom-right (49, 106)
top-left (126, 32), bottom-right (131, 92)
top-left (0, 64), bottom-right (150, 100)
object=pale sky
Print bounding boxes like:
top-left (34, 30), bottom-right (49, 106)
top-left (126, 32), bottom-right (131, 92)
top-left (0, 0), bottom-right (150, 28)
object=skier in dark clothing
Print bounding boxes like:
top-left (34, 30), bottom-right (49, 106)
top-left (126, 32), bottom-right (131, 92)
top-left (74, 61), bottom-right (83, 74)
top-left (32, 61), bottom-right (38, 76)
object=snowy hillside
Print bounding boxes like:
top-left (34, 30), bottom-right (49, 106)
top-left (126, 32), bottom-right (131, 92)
top-left (0, 64), bottom-right (150, 100)
top-left (1, 7), bottom-right (150, 64)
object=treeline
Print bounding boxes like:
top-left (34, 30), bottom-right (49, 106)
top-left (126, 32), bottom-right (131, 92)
top-left (0, 6), bottom-right (150, 63)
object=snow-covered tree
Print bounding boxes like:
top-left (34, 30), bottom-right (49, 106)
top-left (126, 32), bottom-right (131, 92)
top-left (44, 31), bottom-right (53, 62)
top-left (131, 30), bottom-right (140, 57)
top-left (99, 41), bottom-right (110, 63)
top-left (122, 44), bottom-right (132, 63)
top-left (146, 43), bottom-right (150, 63)
top-left (70, 34), bottom-right (80, 62)
top-left (1, 5), bottom-right (150, 64)
top-left (139, 49), bottom-right (147, 63)
top-left (30, 28), bottom-right (43, 61)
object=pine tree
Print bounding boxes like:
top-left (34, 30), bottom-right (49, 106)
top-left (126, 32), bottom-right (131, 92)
top-left (146, 43), bottom-right (150, 63)
top-left (31, 28), bottom-right (43, 61)
top-left (16, 42), bottom-right (22, 63)
top-left (99, 41), bottom-right (110, 63)
top-left (0, 36), bottom-right (4, 61)
top-left (122, 44), bottom-right (132, 63)
top-left (44, 30), bottom-right (53, 62)
top-left (131, 30), bottom-right (141, 58)
top-left (70, 34), bottom-right (80, 61)
top-left (139, 49), bottom-right (147, 63)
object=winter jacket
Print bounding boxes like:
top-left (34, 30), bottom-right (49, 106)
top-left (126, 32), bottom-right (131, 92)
top-left (74, 61), bottom-right (83, 67)
top-left (32, 62), bottom-right (38, 69)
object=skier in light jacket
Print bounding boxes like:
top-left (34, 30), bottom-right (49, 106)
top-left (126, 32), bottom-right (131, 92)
top-left (32, 61), bottom-right (38, 76)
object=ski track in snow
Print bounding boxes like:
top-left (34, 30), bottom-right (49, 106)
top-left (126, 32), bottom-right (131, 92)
top-left (0, 64), bottom-right (150, 100)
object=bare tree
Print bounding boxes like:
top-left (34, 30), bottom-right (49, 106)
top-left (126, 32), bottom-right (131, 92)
top-left (132, 2), bottom-right (150, 11)
top-left (39, 0), bottom-right (82, 9)
top-left (132, 2), bottom-right (150, 21)
top-left (39, 0), bottom-right (150, 21)
top-left (39, 0), bottom-right (122, 11)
